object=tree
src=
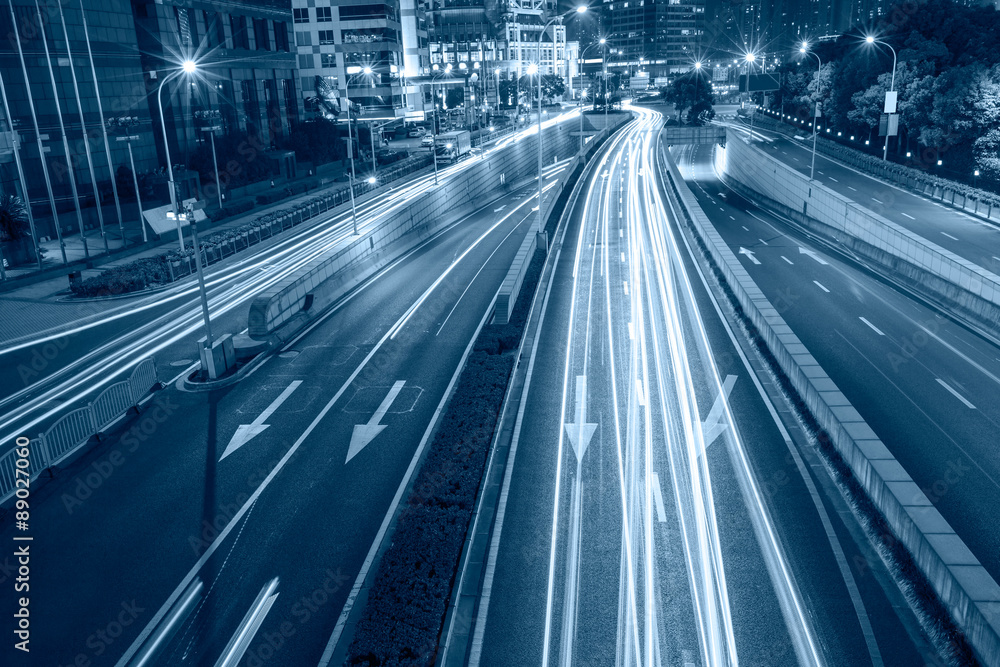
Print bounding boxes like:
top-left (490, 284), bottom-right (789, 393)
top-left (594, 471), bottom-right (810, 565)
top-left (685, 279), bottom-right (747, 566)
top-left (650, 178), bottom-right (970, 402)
top-left (281, 118), bottom-right (348, 167)
top-left (0, 193), bottom-right (28, 242)
top-left (540, 74), bottom-right (565, 101)
top-left (663, 72), bottom-right (715, 124)
top-left (445, 86), bottom-right (464, 110)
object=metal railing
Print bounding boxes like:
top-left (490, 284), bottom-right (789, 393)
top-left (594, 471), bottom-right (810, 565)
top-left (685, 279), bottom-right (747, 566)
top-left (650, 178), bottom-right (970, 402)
top-left (0, 357), bottom-right (158, 504)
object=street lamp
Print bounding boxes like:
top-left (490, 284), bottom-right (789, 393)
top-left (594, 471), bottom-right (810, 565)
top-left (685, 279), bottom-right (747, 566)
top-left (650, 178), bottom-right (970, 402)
top-left (156, 59), bottom-right (198, 250)
top-left (744, 52), bottom-right (757, 141)
top-left (535, 4), bottom-right (588, 235)
top-left (864, 35), bottom-right (898, 161)
top-left (799, 42), bottom-right (822, 180)
top-left (342, 66), bottom-right (375, 234)
top-left (577, 38), bottom-right (607, 154)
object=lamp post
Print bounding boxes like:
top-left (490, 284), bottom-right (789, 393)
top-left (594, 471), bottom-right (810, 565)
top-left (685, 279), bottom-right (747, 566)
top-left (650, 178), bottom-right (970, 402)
top-left (196, 109), bottom-right (224, 212)
top-left (341, 65), bottom-right (373, 235)
top-left (535, 4), bottom-right (588, 235)
top-left (156, 60), bottom-right (197, 250)
top-left (108, 116), bottom-right (147, 243)
top-left (744, 52), bottom-right (757, 141)
top-left (799, 42), bottom-right (822, 180)
top-left (577, 38), bottom-right (606, 154)
top-left (692, 60), bottom-right (704, 123)
top-left (865, 35), bottom-right (897, 161)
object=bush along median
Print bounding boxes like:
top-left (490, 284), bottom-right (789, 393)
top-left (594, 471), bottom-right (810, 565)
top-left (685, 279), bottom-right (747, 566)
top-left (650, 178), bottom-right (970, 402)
top-left (347, 249), bottom-right (545, 667)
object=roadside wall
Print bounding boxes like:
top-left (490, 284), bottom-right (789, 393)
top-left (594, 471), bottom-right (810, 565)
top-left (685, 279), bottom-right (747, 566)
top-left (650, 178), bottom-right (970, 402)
top-left (247, 118), bottom-right (584, 340)
top-left (720, 131), bottom-right (1000, 340)
top-left (661, 144), bottom-right (1000, 664)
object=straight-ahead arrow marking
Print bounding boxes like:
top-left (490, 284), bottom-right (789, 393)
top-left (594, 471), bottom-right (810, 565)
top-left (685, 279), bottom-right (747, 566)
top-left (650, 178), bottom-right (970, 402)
top-left (701, 375), bottom-right (738, 455)
top-left (799, 247), bottom-right (829, 265)
top-left (739, 247), bottom-right (761, 265)
top-left (221, 381), bottom-right (302, 461)
top-left (346, 381), bottom-right (406, 463)
top-left (564, 375), bottom-right (598, 463)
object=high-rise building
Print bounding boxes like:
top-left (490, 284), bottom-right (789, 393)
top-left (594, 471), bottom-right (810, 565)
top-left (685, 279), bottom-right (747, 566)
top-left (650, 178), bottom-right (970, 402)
top-left (0, 0), bottom-right (156, 248)
top-left (294, 0), bottom-right (429, 120)
top-left (134, 0), bottom-right (302, 158)
top-left (601, 0), bottom-right (706, 79)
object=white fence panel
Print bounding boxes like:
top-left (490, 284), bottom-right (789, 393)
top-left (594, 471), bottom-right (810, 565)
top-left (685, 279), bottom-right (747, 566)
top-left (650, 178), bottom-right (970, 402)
top-left (43, 407), bottom-right (96, 466)
top-left (128, 358), bottom-right (157, 404)
top-left (92, 382), bottom-right (133, 432)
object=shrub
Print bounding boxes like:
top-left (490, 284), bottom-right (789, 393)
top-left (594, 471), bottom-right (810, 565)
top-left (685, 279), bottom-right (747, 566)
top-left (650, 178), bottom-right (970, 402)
top-left (71, 256), bottom-right (171, 297)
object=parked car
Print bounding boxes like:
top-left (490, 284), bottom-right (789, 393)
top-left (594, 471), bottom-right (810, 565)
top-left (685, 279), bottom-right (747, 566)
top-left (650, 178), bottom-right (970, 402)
top-left (420, 135), bottom-right (434, 147)
top-left (407, 127), bottom-right (426, 138)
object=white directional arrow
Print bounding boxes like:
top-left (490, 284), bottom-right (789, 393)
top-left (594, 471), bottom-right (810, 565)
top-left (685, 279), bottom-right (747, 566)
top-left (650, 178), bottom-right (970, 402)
top-left (221, 381), bottom-right (302, 461)
top-left (739, 247), bottom-right (761, 265)
top-left (564, 375), bottom-right (598, 463)
top-left (346, 381), bottom-right (406, 463)
top-left (700, 375), bottom-right (737, 455)
top-left (799, 246), bottom-right (829, 265)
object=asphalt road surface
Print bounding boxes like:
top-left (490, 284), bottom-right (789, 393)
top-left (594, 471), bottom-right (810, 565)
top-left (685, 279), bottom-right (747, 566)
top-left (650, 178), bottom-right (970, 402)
top-left (469, 108), bottom-right (939, 667)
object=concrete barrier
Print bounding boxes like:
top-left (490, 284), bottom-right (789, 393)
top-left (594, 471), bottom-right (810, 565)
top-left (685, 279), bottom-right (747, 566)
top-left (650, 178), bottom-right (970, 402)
top-left (494, 113), bottom-right (634, 325)
top-left (720, 131), bottom-right (1000, 340)
top-left (247, 117), bottom-right (585, 341)
top-left (660, 143), bottom-right (1000, 665)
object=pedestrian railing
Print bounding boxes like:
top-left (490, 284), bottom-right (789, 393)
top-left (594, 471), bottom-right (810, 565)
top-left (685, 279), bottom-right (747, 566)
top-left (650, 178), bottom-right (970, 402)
top-left (0, 357), bottom-right (158, 504)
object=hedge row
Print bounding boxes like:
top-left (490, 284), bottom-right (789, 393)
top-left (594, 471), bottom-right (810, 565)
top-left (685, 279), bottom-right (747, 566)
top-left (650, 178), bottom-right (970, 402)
top-left (72, 189), bottom-right (354, 297)
top-left (347, 250), bottom-right (545, 666)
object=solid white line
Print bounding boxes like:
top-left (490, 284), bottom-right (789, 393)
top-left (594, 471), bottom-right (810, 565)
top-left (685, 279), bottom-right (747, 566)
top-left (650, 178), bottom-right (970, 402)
top-left (858, 317), bottom-right (885, 336)
top-left (941, 231), bottom-right (959, 241)
top-left (901, 212), bottom-right (916, 220)
top-left (781, 256), bottom-right (794, 265)
top-left (813, 281), bottom-right (830, 293)
top-left (651, 472), bottom-right (667, 523)
top-left (935, 378), bottom-right (976, 409)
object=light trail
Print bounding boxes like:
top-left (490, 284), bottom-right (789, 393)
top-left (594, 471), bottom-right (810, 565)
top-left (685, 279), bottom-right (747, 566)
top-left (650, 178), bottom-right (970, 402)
top-left (0, 114), bottom-right (583, 446)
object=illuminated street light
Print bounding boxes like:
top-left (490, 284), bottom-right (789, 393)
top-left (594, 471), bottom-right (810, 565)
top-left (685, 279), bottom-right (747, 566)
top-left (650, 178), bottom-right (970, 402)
top-left (798, 42), bottom-right (822, 179)
top-left (864, 35), bottom-right (898, 161)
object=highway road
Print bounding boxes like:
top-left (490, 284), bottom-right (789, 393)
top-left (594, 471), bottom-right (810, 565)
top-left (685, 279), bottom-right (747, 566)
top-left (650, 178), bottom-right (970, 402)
top-left (674, 137), bottom-right (1000, 644)
top-left (468, 108), bottom-right (939, 666)
top-left (0, 150), bottom-right (575, 665)
top-left (0, 111), bottom-right (582, 459)
top-left (724, 115), bottom-right (1000, 276)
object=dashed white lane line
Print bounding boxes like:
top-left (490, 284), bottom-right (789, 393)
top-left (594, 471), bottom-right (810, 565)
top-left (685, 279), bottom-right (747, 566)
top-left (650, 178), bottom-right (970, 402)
top-left (813, 281), bottom-right (830, 293)
top-left (829, 177), bottom-right (839, 182)
top-left (620, 228), bottom-right (623, 237)
top-left (624, 281), bottom-right (629, 295)
top-left (781, 150), bottom-right (788, 155)
top-left (936, 378), bottom-right (977, 409)
top-left (781, 256), bottom-right (794, 265)
top-left (742, 226), bottom-right (750, 231)
top-left (818, 171), bottom-right (825, 175)
top-left (651, 473), bottom-right (667, 523)
top-left (759, 238), bottom-right (769, 246)
top-left (901, 212), bottom-right (916, 220)
top-left (941, 231), bottom-right (959, 241)
top-left (621, 252), bottom-right (625, 263)
top-left (859, 317), bottom-right (885, 336)
top-left (872, 197), bottom-right (884, 204)
top-left (848, 186), bottom-right (858, 192)
top-left (730, 215), bottom-right (736, 221)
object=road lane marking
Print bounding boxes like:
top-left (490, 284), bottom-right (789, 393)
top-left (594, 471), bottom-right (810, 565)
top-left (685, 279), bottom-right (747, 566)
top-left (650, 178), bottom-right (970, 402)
top-left (742, 226), bottom-right (749, 231)
top-left (624, 280), bottom-right (629, 295)
top-left (848, 186), bottom-right (858, 191)
top-left (493, 205), bottom-right (506, 212)
top-left (730, 215), bottom-right (736, 220)
top-left (635, 377), bottom-right (646, 406)
top-left (935, 379), bottom-right (976, 409)
top-left (828, 177), bottom-right (839, 182)
top-left (781, 256), bottom-right (794, 265)
top-left (799, 247), bottom-right (829, 265)
top-left (701, 375), bottom-right (738, 451)
top-left (872, 197), bottom-right (883, 204)
top-left (621, 252), bottom-right (625, 262)
top-left (739, 247), bottom-right (760, 265)
top-left (813, 281), bottom-right (830, 293)
top-left (759, 238), bottom-right (769, 245)
top-left (901, 212), bottom-right (916, 220)
top-left (346, 381), bottom-right (406, 463)
top-left (651, 473), bottom-right (667, 523)
top-left (221, 381), bottom-right (303, 461)
top-left (818, 171), bottom-right (824, 175)
top-left (565, 375), bottom-right (598, 462)
top-left (859, 317), bottom-right (885, 335)
top-left (941, 231), bottom-right (959, 241)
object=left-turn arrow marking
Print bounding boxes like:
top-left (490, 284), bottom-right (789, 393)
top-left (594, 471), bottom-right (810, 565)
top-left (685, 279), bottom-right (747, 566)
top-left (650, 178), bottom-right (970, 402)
top-left (221, 381), bottom-right (303, 461)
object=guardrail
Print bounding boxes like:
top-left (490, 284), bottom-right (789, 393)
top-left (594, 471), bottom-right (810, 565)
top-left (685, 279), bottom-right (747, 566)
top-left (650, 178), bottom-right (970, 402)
top-left (0, 358), bottom-right (159, 504)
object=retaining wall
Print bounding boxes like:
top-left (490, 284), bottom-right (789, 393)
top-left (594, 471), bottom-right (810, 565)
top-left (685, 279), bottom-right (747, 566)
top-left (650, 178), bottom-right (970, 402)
top-left (661, 142), bottom-right (1000, 665)
top-left (721, 131), bottom-right (1000, 340)
top-left (247, 118), bottom-right (584, 340)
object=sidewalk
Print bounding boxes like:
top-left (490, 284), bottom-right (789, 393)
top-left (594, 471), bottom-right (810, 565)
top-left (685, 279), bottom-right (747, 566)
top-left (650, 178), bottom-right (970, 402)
top-left (0, 169), bottom-right (368, 346)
